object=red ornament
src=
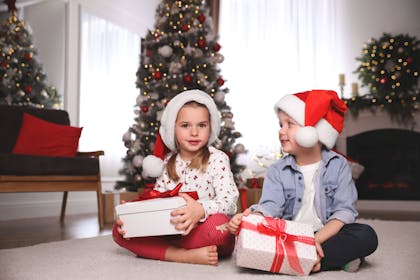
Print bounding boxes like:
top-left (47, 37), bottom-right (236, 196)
top-left (153, 71), bottom-right (163, 80)
top-left (146, 49), bottom-right (152, 57)
top-left (0, 62), bottom-right (8, 68)
top-left (407, 57), bottom-right (413, 64)
top-left (141, 105), bottom-right (149, 113)
top-left (380, 78), bottom-right (387, 84)
top-left (24, 86), bottom-right (32, 93)
top-left (24, 53), bottom-right (32, 60)
top-left (198, 39), bottom-right (206, 48)
top-left (184, 75), bottom-right (193, 84)
top-left (213, 43), bottom-right (221, 52)
top-left (198, 14), bottom-right (206, 23)
top-left (217, 78), bottom-right (225, 86)
top-left (181, 24), bottom-right (190, 32)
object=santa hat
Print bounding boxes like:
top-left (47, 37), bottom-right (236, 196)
top-left (142, 89), bottom-right (221, 178)
top-left (274, 90), bottom-right (347, 149)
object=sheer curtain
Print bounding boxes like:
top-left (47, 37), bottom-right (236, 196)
top-left (219, 0), bottom-right (340, 157)
top-left (79, 11), bottom-right (140, 189)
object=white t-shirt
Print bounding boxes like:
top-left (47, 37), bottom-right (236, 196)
top-left (293, 161), bottom-right (323, 231)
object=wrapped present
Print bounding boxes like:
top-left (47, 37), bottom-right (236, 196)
top-left (115, 183), bottom-right (198, 238)
top-left (238, 178), bottom-right (264, 211)
top-left (115, 196), bottom-right (186, 238)
top-left (102, 191), bottom-right (140, 224)
top-left (236, 215), bottom-right (317, 276)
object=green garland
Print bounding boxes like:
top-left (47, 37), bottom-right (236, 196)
top-left (348, 33), bottom-right (420, 125)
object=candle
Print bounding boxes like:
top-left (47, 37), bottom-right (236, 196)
top-left (351, 82), bottom-right (359, 97)
top-left (339, 74), bottom-right (345, 85)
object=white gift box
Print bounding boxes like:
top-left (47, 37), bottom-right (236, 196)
top-left (115, 196), bottom-right (186, 238)
top-left (235, 215), bottom-right (317, 276)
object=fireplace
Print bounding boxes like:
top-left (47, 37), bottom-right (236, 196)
top-left (335, 110), bottom-right (420, 202)
top-left (346, 129), bottom-right (420, 200)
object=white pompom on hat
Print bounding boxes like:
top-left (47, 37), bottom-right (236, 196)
top-left (142, 89), bottom-right (220, 178)
top-left (274, 90), bottom-right (348, 149)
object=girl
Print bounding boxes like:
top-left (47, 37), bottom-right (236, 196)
top-left (113, 89), bottom-right (239, 266)
top-left (228, 90), bottom-right (378, 273)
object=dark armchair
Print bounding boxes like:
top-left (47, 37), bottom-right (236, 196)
top-left (0, 105), bottom-right (104, 229)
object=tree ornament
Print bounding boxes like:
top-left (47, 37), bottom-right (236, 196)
top-left (141, 105), bottom-right (149, 113)
top-left (24, 85), bottom-right (32, 93)
top-left (183, 74), bottom-right (193, 84)
top-left (217, 77), bottom-right (224, 86)
top-left (132, 155), bottom-right (144, 167)
top-left (198, 14), bottom-right (206, 23)
top-left (153, 71), bottom-right (163, 79)
top-left (158, 45), bottom-right (173, 57)
top-left (213, 43), bottom-right (221, 52)
top-left (198, 39), bottom-right (206, 48)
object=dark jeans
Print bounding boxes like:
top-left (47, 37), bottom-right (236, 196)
top-left (320, 223), bottom-right (378, 271)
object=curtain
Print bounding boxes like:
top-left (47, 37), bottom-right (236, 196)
top-left (79, 11), bottom-right (140, 187)
top-left (219, 0), bottom-right (339, 158)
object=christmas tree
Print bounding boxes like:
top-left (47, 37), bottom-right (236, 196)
top-left (116, 0), bottom-right (246, 191)
top-left (345, 33), bottom-right (419, 125)
top-left (0, 0), bottom-right (61, 108)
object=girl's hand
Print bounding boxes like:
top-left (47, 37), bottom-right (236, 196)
top-left (227, 208), bottom-right (252, 235)
top-left (170, 193), bottom-right (205, 236)
top-left (116, 200), bottom-right (130, 239)
top-left (311, 241), bottom-right (324, 273)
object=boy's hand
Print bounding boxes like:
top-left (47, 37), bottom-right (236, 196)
top-left (227, 208), bottom-right (252, 235)
top-left (311, 241), bottom-right (324, 273)
top-left (170, 193), bottom-right (205, 235)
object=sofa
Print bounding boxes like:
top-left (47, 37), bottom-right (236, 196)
top-left (0, 105), bottom-right (104, 229)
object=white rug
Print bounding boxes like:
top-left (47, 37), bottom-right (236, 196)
top-left (1, 219), bottom-right (419, 280)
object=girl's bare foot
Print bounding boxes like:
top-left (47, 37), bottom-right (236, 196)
top-left (165, 245), bottom-right (218, 266)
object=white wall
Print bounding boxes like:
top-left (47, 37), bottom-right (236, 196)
top-left (335, 0), bottom-right (420, 97)
top-left (1, 0), bottom-right (419, 220)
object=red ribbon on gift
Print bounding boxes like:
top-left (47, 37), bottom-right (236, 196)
top-left (238, 188), bottom-right (248, 210)
top-left (240, 217), bottom-right (315, 275)
top-left (133, 183), bottom-right (199, 201)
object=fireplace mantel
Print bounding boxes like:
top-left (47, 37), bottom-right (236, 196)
top-left (336, 110), bottom-right (420, 155)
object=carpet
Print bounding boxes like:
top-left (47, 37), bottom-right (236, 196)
top-left (1, 219), bottom-right (419, 280)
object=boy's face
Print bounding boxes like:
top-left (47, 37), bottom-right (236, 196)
top-left (278, 110), bottom-right (304, 155)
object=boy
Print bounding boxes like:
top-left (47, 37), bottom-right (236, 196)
top-left (228, 90), bottom-right (378, 273)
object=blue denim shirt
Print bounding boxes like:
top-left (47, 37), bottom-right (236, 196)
top-left (250, 149), bottom-right (358, 225)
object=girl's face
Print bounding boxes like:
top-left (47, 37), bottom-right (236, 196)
top-left (278, 110), bottom-right (302, 155)
top-left (175, 104), bottom-right (211, 160)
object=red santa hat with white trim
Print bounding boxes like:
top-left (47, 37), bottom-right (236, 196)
top-left (274, 90), bottom-right (347, 149)
top-left (142, 89), bottom-right (221, 178)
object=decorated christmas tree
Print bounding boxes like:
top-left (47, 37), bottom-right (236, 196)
top-left (345, 33), bottom-right (419, 125)
top-left (116, 0), bottom-right (246, 191)
top-left (0, 0), bottom-right (61, 109)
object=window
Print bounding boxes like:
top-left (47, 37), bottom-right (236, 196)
top-left (219, 0), bottom-right (339, 156)
top-left (79, 11), bottom-right (140, 188)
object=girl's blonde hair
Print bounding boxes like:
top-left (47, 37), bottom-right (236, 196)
top-left (166, 101), bottom-right (211, 182)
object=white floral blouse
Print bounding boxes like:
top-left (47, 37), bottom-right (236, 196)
top-left (154, 146), bottom-right (239, 219)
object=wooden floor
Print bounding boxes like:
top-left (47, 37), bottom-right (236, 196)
top-left (0, 210), bottom-right (419, 250)
top-left (0, 213), bottom-right (113, 250)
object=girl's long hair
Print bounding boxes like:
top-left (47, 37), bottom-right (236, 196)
top-left (166, 101), bottom-right (211, 182)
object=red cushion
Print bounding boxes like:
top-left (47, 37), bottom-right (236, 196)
top-left (12, 113), bottom-right (82, 157)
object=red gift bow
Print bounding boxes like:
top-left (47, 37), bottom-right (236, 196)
top-left (133, 183), bottom-right (199, 201)
top-left (240, 217), bottom-right (315, 275)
